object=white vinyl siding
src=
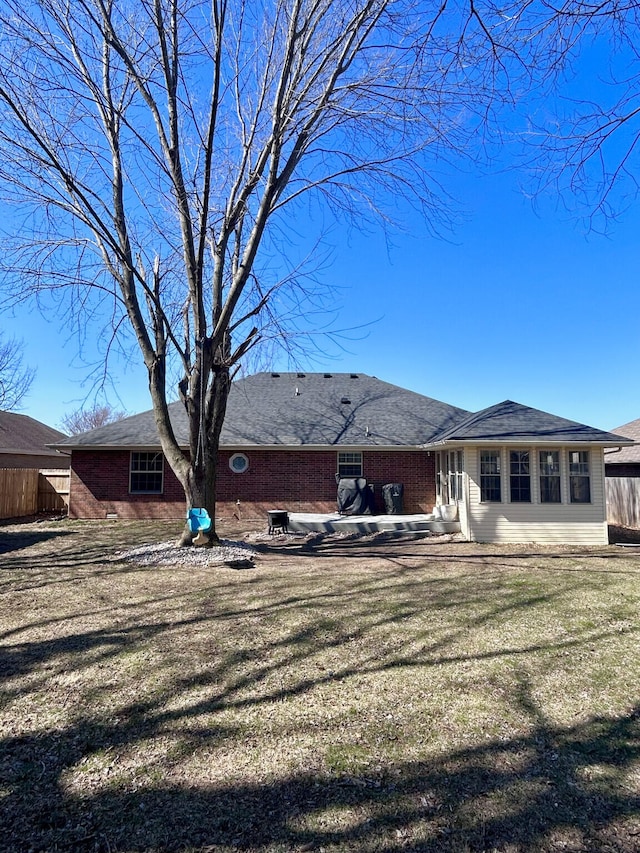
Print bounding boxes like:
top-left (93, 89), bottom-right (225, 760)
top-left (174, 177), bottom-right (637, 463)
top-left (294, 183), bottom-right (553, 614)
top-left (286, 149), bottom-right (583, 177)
top-left (462, 445), bottom-right (607, 544)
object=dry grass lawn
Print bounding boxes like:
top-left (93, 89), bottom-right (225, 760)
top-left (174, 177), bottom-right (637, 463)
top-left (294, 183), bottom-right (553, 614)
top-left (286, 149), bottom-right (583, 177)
top-left (1, 517), bottom-right (640, 852)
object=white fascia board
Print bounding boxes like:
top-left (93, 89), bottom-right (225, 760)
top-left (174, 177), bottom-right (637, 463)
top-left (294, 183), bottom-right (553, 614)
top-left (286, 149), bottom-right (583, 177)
top-left (221, 444), bottom-right (425, 451)
top-left (63, 443), bottom-right (165, 451)
top-left (64, 442), bottom-right (427, 451)
top-left (422, 438), bottom-right (634, 449)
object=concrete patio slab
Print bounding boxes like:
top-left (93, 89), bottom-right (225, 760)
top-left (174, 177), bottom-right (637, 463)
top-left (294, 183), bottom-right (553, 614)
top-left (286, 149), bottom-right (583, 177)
top-left (286, 512), bottom-right (461, 536)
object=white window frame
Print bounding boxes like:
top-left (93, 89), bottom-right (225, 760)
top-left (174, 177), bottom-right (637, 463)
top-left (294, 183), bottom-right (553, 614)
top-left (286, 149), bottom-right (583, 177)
top-left (229, 452), bottom-right (249, 474)
top-left (569, 450), bottom-right (591, 503)
top-left (447, 449), bottom-right (464, 503)
top-left (337, 451), bottom-right (363, 478)
top-left (474, 447), bottom-right (597, 507)
top-left (509, 449), bottom-right (531, 503)
top-left (480, 449), bottom-right (502, 502)
top-left (539, 450), bottom-right (561, 503)
top-left (130, 451), bottom-right (164, 494)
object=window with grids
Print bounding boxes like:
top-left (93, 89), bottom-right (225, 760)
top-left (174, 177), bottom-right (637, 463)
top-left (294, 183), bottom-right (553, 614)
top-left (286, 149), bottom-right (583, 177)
top-left (539, 450), bottom-right (561, 503)
top-left (130, 452), bottom-right (164, 493)
top-left (480, 450), bottom-right (501, 502)
top-left (569, 450), bottom-right (591, 503)
top-left (447, 450), bottom-right (464, 502)
top-left (510, 450), bottom-right (531, 502)
top-left (337, 451), bottom-right (363, 478)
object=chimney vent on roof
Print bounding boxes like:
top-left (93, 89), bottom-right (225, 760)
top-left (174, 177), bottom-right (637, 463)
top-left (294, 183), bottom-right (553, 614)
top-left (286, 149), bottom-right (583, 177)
top-left (341, 397), bottom-right (351, 405)
top-left (350, 374), bottom-right (359, 379)
top-left (324, 373), bottom-right (332, 378)
top-left (295, 387), bottom-right (300, 396)
top-left (271, 372), bottom-right (280, 378)
top-left (297, 372), bottom-right (306, 378)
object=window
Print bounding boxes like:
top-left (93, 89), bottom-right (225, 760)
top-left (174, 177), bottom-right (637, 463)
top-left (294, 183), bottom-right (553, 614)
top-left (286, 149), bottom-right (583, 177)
top-left (539, 450), bottom-right (561, 503)
top-left (338, 451), bottom-right (363, 478)
top-left (480, 450), bottom-right (501, 502)
top-left (130, 451), bottom-right (163, 493)
top-left (569, 450), bottom-right (591, 503)
top-left (447, 450), bottom-right (464, 502)
top-left (229, 452), bottom-right (249, 473)
top-left (510, 450), bottom-right (531, 502)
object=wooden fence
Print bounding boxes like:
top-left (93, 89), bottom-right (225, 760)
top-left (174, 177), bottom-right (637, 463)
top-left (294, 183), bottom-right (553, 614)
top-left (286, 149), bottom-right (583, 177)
top-left (606, 476), bottom-right (640, 530)
top-left (0, 468), bottom-right (70, 519)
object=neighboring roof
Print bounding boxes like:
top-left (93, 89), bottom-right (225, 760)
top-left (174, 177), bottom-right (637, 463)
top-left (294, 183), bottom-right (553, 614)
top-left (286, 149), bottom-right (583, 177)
top-left (604, 418), bottom-right (640, 464)
top-left (0, 410), bottom-right (68, 456)
top-left (53, 372), bottom-right (470, 449)
top-left (428, 400), bottom-right (633, 446)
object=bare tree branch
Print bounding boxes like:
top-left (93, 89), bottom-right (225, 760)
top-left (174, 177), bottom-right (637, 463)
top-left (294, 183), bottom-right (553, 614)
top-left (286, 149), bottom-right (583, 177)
top-left (0, 0), bottom-right (511, 542)
top-left (60, 402), bottom-right (128, 435)
top-left (0, 335), bottom-right (35, 411)
top-left (493, 0), bottom-right (640, 226)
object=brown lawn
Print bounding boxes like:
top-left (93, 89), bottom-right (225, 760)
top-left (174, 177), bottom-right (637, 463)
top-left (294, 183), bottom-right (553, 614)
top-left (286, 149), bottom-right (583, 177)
top-left (1, 517), bottom-right (640, 852)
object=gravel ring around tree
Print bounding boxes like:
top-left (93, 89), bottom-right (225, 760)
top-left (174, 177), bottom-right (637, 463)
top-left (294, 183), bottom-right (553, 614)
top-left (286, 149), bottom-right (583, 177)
top-left (115, 529), bottom-right (466, 567)
top-left (116, 539), bottom-right (258, 567)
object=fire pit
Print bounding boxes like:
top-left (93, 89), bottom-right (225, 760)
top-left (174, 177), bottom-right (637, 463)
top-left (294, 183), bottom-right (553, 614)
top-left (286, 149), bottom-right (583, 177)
top-left (267, 510), bottom-right (289, 535)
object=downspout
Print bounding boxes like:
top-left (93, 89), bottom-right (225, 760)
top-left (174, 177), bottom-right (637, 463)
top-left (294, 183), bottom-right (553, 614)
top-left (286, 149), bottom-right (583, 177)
top-left (604, 446), bottom-right (624, 457)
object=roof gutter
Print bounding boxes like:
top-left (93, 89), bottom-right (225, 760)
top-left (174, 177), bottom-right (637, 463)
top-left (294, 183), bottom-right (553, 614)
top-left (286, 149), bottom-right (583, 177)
top-left (422, 438), bottom-right (635, 449)
top-left (603, 445), bottom-right (637, 456)
top-left (52, 443), bottom-right (429, 452)
top-left (10, 447), bottom-right (71, 456)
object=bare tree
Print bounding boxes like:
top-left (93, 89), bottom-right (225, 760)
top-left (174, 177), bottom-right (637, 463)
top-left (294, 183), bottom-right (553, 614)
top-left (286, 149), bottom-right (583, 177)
top-left (0, 0), bottom-right (506, 543)
top-left (0, 334), bottom-right (34, 411)
top-left (60, 403), bottom-right (128, 435)
top-left (491, 1), bottom-right (640, 225)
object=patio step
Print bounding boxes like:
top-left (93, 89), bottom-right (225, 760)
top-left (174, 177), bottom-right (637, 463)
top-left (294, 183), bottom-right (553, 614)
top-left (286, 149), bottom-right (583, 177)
top-left (286, 512), bottom-right (460, 536)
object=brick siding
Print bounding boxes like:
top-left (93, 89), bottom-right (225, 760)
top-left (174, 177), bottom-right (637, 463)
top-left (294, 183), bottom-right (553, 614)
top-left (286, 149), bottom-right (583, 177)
top-left (69, 448), bottom-right (436, 519)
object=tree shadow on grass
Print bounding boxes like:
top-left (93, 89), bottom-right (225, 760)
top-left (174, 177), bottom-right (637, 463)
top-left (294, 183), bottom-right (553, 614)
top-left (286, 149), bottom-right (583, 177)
top-left (2, 614), bottom-right (639, 850)
top-left (1, 702), bottom-right (640, 851)
top-left (262, 535), bottom-right (640, 576)
top-left (2, 526), bottom-right (640, 850)
top-left (0, 527), bottom-right (73, 555)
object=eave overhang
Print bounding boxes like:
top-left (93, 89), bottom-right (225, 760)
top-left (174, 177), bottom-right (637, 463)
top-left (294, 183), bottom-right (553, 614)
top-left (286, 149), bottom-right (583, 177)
top-left (56, 442), bottom-right (429, 452)
top-left (423, 438), bottom-right (636, 449)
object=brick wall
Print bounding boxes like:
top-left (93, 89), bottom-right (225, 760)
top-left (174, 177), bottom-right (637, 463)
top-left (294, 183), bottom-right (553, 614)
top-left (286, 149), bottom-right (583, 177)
top-left (70, 450), bottom-right (186, 519)
top-left (69, 447), bottom-right (437, 519)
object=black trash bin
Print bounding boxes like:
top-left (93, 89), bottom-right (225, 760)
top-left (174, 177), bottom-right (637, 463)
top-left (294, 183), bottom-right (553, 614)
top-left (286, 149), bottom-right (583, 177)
top-left (382, 483), bottom-right (404, 514)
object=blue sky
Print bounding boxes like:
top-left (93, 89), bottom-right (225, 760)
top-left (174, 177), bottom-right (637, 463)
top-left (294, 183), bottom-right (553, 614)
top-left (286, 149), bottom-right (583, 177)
top-left (319, 167), bottom-right (640, 432)
top-left (9, 156), bottom-right (639, 436)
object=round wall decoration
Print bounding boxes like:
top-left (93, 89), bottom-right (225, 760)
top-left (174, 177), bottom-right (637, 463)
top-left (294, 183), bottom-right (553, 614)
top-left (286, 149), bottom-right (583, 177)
top-left (229, 452), bottom-right (249, 473)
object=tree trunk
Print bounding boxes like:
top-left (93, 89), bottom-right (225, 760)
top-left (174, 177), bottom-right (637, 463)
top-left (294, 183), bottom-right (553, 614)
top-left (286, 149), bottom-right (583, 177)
top-left (175, 363), bottom-right (230, 547)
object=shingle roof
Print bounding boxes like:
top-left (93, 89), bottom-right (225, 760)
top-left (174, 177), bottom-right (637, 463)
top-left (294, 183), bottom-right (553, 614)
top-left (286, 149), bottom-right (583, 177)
top-left (53, 379), bottom-right (631, 452)
top-left (54, 372), bottom-right (470, 449)
top-left (0, 410), bottom-right (67, 455)
top-left (604, 418), bottom-right (640, 464)
top-left (220, 372), bottom-right (469, 446)
top-left (429, 400), bottom-right (632, 445)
